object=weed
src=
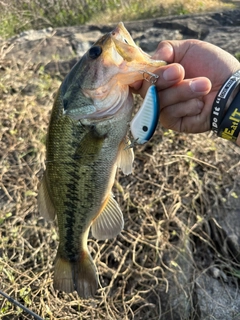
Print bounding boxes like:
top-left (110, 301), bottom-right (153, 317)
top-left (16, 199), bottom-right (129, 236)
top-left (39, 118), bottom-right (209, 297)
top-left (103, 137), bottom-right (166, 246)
top-left (235, 52), bottom-right (240, 61)
top-left (0, 2), bottom-right (239, 318)
top-left (0, 0), bottom-right (234, 39)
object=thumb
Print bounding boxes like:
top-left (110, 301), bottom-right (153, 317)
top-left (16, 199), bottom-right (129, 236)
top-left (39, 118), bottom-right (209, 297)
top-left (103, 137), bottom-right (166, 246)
top-left (152, 41), bottom-right (175, 62)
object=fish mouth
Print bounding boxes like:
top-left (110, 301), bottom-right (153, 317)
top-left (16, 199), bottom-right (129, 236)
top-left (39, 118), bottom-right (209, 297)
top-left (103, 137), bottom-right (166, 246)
top-left (84, 84), bottom-right (110, 100)
top-left (110, 22), bottom-right (166, 70)
top-left (83, 22), bottom-right (166, 91)
top-left (82, 81), bottom-right (129, 119)
top-left (68, 22), bottom-right (166, 121)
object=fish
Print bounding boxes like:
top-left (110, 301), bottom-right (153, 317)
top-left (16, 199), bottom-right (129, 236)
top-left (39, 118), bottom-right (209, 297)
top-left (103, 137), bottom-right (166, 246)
top-left (38, 22), bottom-right (166, 299)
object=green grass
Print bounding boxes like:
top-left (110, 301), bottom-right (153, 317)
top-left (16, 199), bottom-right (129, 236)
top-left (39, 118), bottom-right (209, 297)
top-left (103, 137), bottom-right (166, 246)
top-left (235, 52), bottom-right (240, 61)
top-left (0, 0), bottom-right (234, 39)
top-left (0, 2), bottom-right (239, 318)
top-left (1, 61), bottom-right (240, 319)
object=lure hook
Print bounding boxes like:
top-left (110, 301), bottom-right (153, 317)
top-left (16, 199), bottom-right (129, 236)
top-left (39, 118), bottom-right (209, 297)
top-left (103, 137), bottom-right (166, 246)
top-left (139, 70), bottom-right (159, 84)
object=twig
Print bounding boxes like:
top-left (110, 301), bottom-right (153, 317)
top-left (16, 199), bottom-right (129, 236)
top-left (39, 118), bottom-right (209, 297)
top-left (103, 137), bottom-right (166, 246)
top-left (0, 290), bottom-right (44, 320)
top-left (171, 154), bottom-right (217, 169)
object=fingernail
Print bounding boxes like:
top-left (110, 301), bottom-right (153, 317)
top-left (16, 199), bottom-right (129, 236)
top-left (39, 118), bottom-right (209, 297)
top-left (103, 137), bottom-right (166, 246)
top-left (163, 65), bottom-right (182, 81)
top-left (190, 79), bottom-right (209, 93)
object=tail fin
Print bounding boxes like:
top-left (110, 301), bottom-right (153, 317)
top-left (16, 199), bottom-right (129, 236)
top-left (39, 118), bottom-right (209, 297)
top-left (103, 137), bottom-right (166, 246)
top-left (53, 251), bottom-right (98, 299)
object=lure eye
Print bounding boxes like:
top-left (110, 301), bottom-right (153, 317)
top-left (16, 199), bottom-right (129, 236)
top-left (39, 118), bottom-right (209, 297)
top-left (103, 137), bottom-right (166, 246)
top-left (142, 126), bottom-right (148, 132)
top-left (89, 46), bottom-right (102, 59)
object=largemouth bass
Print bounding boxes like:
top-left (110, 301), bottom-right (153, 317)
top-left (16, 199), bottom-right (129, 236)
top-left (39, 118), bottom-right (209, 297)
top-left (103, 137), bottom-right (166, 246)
top-left (38, 22), bottom-right (166, 298)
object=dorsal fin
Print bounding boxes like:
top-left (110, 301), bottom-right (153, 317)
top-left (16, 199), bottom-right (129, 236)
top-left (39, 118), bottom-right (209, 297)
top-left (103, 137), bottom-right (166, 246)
top-left (117, 139), bottom-right (134, 175)
top-left (37, 172), bottom-right (56, 220)
top-left (91, 194), bottom-right (124, 240)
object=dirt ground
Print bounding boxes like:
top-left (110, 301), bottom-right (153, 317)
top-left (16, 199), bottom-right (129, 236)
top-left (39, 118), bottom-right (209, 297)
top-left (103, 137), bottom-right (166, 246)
top-left (0, 42), bottom-right (240, 319)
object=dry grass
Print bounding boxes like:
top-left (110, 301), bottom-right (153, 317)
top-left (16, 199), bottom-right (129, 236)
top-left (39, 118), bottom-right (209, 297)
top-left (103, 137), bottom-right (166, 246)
top-left (0, 0), bottom-right (234, 39)
top-left (90, 0), bottom-right (234, 24)
top-left (0, 50), bottom-right (240, 319)
top-left (0, 2), bottom-right (240, 315)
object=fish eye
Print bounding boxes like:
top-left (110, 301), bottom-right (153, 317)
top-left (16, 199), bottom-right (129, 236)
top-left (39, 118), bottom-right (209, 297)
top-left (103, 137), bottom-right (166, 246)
top-left (88, 46), bottom-right (102, 59)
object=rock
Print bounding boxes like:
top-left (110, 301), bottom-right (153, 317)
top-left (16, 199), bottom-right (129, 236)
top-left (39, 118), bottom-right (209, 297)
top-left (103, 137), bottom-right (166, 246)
top-left (1, 9), bottom-right (240, 319)
top-left (195, 273), bottom-right (240, 319)
top-left (11, 27), bottom-right (54, 42)
top-left (71, 30), bottom-right (104, 56)
top-left (133, 28), bottom-right (183, 53)
top-left (3, 36), bottom-right (75, 66)
top-left (44, 58), bottom-right (79, 78)
top-left (205, 26), bottom-right (240, 54)
top-left (159, 237), bottom-right (194, 320)
top-left (1, 9), bottom-right (240, 71)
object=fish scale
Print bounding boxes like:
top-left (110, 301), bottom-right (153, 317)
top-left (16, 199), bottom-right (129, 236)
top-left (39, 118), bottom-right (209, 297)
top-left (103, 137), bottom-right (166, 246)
top-left (38, 22), bottom-right (166, 298)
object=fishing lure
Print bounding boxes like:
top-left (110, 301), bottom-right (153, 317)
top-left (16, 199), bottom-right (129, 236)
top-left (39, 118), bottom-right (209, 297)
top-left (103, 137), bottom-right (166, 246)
top-left (130, 84), bottom-right (159, 144)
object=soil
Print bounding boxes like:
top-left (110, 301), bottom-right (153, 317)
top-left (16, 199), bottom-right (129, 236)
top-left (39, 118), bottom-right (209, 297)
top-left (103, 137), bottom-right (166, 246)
top-left (0, 9), bottom-right (240, 320)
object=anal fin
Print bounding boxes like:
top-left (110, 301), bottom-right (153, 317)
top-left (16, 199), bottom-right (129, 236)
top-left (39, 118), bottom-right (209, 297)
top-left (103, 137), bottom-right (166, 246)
top-left (91, 194), bottom-right (124, 240)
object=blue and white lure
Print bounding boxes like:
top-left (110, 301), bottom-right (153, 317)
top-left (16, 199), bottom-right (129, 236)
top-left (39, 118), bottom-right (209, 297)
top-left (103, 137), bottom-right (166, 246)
top-left (130, 76), bottom-right (159, 145)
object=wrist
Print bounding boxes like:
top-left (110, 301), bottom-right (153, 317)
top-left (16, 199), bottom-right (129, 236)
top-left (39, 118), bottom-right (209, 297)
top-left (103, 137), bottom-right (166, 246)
top-left (211, 70), bottom-right (240, 134)
top-left (217, 90), bottom-right (240, 145)
top-left (210, 70), bottom-right (240, 146)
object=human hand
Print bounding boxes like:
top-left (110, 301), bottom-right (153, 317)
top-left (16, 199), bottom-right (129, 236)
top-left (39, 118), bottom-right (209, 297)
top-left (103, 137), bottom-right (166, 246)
top-left (132, 39), bottom-right (240, 133)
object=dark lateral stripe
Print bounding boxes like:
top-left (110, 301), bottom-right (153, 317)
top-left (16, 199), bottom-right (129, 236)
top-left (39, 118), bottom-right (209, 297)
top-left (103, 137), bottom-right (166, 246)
top-left (64, 214), bottom-right (77, 259)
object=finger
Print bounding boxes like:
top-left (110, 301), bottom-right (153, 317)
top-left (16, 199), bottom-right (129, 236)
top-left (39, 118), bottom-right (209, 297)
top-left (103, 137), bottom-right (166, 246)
top-left (130, 80), bottom-right (143, 91)
top-left (154, 40), bottom-right (240, 81)
top-left (153, 39), bottom-right (200, 64)
top-left (160, 98), bottom-right (211, 133)
top-left (135, 63), bottom-right (185, 97)
top-left (152, 40), bottom-right (175, 62)
top-left (159, 77), bottom-right (212, 108)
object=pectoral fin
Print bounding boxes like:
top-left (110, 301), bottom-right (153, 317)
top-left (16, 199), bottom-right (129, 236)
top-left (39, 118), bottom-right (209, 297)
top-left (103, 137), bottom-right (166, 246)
top-left (37, 172), bottom-right (56, 220)
top-left (117, 139), bottom-right (134, 175)
top-left (91, 194), bottom-right (124, 240)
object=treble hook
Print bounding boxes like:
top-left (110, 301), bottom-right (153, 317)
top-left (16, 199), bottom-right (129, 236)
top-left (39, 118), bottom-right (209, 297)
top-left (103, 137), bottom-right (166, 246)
top-left (139, 70), bottom-right (159, 84)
